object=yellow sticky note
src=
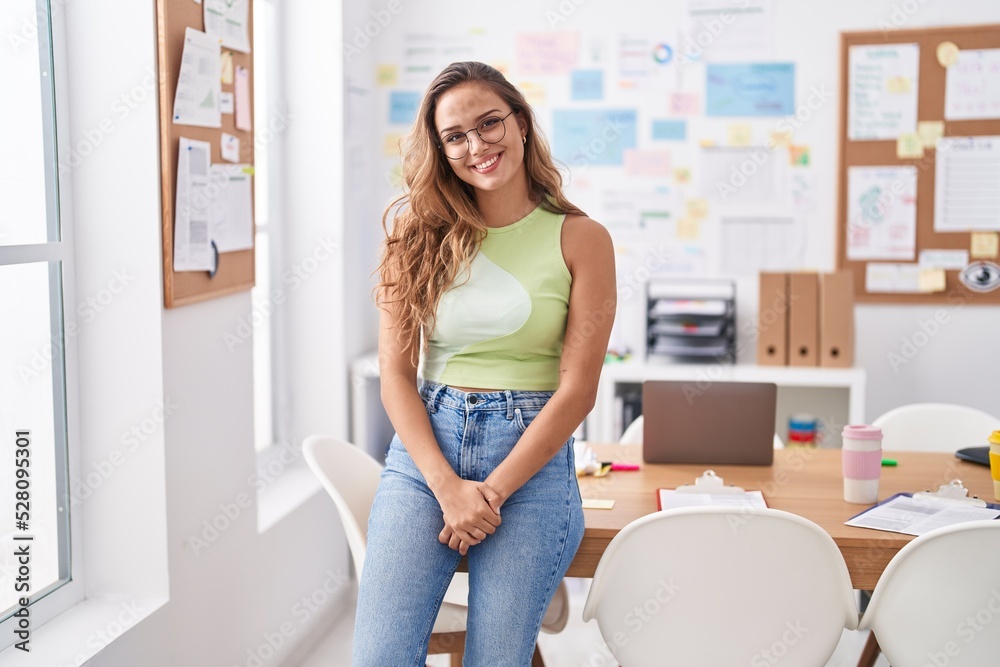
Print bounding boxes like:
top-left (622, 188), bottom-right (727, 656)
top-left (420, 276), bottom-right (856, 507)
top-left (241, 165), bottom-right (254, 176)
top-left (685, 198), bottom-right (709, 221)
top-left (918, 268), bottom-right (946, 293)
top-left (768, 129), bottom-right (794, 150)
top-left (937, 41), bottom-right (959, 68)
top-left (886, 76), bottom-right (912, 93)
top-left (897, 133), bottom-right (924, 159)
top-left (376, 64), bottom-right (398, 86)
top-left (383, 133), bottom-right (403, 157)
top-left (971, 232), bottom-right (1000, 259)
top-left (518, 81), bottom-right (546, 107)
top-left (727, 123), bottom-right (752, 146)
top-left (676, 216), bottom-right (701, 240)
top-left (582, 498), bottom-right (616, 510)
top-left (221, 51), bottom-right (234, 85)
top-left (698, 138), bottom-right (715, 148)
top-left (789, 145), bottom-right (810, 167)
top-left (674, 167), bottom-right (691, 185)
top-left (917, 121), bottom-right (945, 148)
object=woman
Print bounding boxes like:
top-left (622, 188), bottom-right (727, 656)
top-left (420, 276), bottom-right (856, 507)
top-left (355, 61), bottom-right (616, 666)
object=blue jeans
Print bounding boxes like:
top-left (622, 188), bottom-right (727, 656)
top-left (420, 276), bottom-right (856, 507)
top-left (353, 381), bottom-right (585, 666)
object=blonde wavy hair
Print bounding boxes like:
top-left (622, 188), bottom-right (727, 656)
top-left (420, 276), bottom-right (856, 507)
top-left (375, 61), bottom-right (584, 363)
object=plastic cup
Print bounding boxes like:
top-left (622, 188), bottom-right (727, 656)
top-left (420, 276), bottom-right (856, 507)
top-left (990, 430), bottom-right (1000, 502)
top-left (842, 425), bottom-right (883, 504)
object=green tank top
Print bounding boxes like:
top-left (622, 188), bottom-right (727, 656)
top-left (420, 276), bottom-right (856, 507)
top-left (420, 204), bottom-right (572, 390)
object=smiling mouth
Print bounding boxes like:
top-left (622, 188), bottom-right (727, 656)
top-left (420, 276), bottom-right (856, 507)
top-left (471, 152), bottom-right (503, 172)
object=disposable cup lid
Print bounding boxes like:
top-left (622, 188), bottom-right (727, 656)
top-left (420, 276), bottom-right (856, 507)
top-left (842, 424), bottom-right (883, 440)
top-left (989, 430), bottom-right (1000, 445)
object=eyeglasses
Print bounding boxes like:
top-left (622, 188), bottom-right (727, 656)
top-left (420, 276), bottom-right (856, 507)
top-left (439, 110), bottom-right (516, 160)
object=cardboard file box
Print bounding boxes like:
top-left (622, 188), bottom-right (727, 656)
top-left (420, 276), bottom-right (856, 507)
top-left (819, 271), bottom-right (855, 367)
top-left (757, 272), bottom-right (789, 366)
top-left (788, 273), bottom-right (819, 367)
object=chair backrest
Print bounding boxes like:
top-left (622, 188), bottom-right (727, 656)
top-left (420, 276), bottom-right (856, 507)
top-left (582, 507), bottom-right (858, 667)
top-left (859, 520), bottom-right (1000, 667)
top-left (622, 414), bottom-right (786, 449)
top-left (302, 435), bottom-right (384, 579)
top-left (872, 403), bottom-right (1000, 452)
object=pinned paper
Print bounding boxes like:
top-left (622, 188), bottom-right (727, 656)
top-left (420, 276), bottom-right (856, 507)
top-left (221, 132), bottom-right (240, 163)
top-left (220, 92), bottom-right (234, 115)
top-left (234, 65), bottom-right (251, 131)
top-left (790, 145), bottom-right (810, 167)
top-left (669, 91), bottom-right (699, 116)
top-left (920, 249), bottom-right (969, 269)
top-left (652, 119), bottom-right (686, 141)
top-left (376, 64), bottom-right (398, 86)
top-left (516, 32), bottom-right (579, 76)
top-left (917, 121), bottom-right (945, 148)
top-left (971, 232), bottom-right (1000, 259)
top-left (389, 90), bottom-right (420, 125)
top-left (918, 268), bottom-right (946, 293)
top-left (685, 198), bottom-right (709, 221)
top-left (674, 167), bottom-right (691, 184)
top-left (221, 51), bottom-right (234, 84)
top-left (897, 132), bottom-right (924, 159)
top-left (571, 69), bottom-right (604, 100)
top-left (727, 123), bottom-right (752, 146)
top-left (624, 149), bottom-right (671, 177)
top-left (937, 41), bottom-right (959, 68)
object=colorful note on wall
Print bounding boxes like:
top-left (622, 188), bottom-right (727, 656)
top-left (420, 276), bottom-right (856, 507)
top-left (516, 32), bottom-right (579, 76)
top-left (847, 44), bottom-right (919, 140)
top-left (552, 109), bottom-right (638, 167)
top-left (571, 69), bottom-right (604, 100)
top-left (389, 90), bottom-right (421, 126)
top-left (945, 48), bottom-right (1000, 120)
top-left (705, 63), bottom-right (795, 116)
top-left (846, 165), bottom-right (917, 261)
top-left (624, 149), bottom-right (671, 177)
top-left (652, 120), bottom-right (687, 141)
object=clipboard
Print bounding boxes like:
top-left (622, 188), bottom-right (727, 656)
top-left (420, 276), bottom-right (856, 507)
top-left (845, 480), bottom-right (1000, 536)
top-left (656, 470), bottom-right (768, 511)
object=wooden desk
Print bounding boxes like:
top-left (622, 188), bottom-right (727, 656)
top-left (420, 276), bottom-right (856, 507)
top-left (567, 444), bottom-right (995, 589)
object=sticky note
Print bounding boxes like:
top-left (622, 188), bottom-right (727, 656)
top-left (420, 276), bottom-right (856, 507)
top-left (669, 92), bottom-right (699, 116)
top-left (571, 69), bottom-right (603, 100)
top-left (886, 76), bottom-right (912, 93)
top-left (971, 232), bottom-right (1000, 259)
top-left (376, 64), bottom-right (398, 86)
top-left (652, 119), bottom-right (686, 141)
top-left (382, 133), bottom-right (403, 157)
top-left (769, 129), bottom-right (793, 150)
top-left (917, 121), bottom-right (945, 148)
top-left (582, 499), bottom-right (616, 510)
top-left (220, 92), bottom-right (234, 115)
top-left (685, 198), bottom-right (709, 221)
top-left (518, 81), bottom-right (547, 107)
top-left (624, 149), bottom-right (671, 177)
top-left (698, 138), bottom-right (715, 147)
top-left (676, 216), bottom-right (701, 240)
top-left (896, 133), bottom-right (924, 159)
top-left (221, 132), bottom-right (240, 163)
top-left (674, 167), bottom-right (691, 184)
top-left (937, 41), bottom-right (959, 68)
top-left (727, 123), bottom-right (752, 146)
top-left (918, 268), bottom-right (946, 293)
top-left (221, 51), bottom-right (234, 85)
top-left (790, 145), bottom-right (810, 167)
top-left (389, 90), bottom-right (420, 125)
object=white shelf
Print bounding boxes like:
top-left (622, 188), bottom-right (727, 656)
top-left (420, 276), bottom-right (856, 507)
top-left (589, 361), bottom-right (867, 442)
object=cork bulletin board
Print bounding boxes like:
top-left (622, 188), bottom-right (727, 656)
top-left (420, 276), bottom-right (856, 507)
top-left (837, 24), bottom-right (1000, 304)
top-left (156, 0), bottom-right (255, 308)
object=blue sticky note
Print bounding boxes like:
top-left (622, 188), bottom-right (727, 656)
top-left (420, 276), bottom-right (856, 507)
top-left (705, 63), bottom-right (795, 117)
top-left (652, 119), bottom-right (686, 141)
top-left (389, 90), bottom-right (420, 125)
top-left (571, 70), bottom-right (604, 101)
top-left (552, 109), bottom-right (638, 167)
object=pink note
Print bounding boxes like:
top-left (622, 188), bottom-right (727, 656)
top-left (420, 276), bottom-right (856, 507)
top-left (516, 32), bottom-right (579, 76)
top-left (235, 65), bottom-right (251, 132)
top-left (669, 92), bottom-right (700, 116)
top-left (624, 149), bottom-right (672, 177)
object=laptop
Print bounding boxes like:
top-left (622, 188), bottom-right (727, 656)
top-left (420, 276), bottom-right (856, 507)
top-left (642, 380), bottom-right (778, 465)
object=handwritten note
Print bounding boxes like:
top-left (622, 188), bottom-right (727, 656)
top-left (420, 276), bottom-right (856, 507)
top-left (945, 48), bottom-right (1000, 120)
top-left (516, 32), bottom-right (579, 76)
top-left (848, 44), bottom-right (919, 140)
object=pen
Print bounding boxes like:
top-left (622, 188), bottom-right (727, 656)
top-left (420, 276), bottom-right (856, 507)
top-left (610, 463), bottom-right (640, 471)
top-left (881, 459), bottom-right (898, 467)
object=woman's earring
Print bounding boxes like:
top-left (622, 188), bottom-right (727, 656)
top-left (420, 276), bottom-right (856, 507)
top-left (522, 135), bottom-right (527, 144)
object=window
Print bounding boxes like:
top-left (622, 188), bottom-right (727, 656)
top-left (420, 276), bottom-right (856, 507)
top-left (0, 0), bottom-right (75, 643)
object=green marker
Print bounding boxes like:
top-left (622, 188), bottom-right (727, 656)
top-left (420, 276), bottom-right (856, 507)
top-left (881, 459), bottom-right (898, 467)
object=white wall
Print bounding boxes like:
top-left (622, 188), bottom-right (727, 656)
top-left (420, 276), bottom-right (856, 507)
top-left (344, 0), bottom-right (1000, 423)
top-left (0, 1), bottom-right (353, 665)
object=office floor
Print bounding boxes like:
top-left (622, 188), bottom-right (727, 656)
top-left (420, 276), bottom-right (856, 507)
top-left (292, 579), bottom-right (889, 667)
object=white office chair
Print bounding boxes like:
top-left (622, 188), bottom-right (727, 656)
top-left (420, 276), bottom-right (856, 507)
top-left (858, 520), bottom-right (1000, 667)
top-left (582, 507), bottom-right (858, 666)
top-left (872, 403), bottom-right (1000, 452)
top-left (303, 435), bottom-right (568, 665)
top-left (619, 414), bottom-right (786, 448)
